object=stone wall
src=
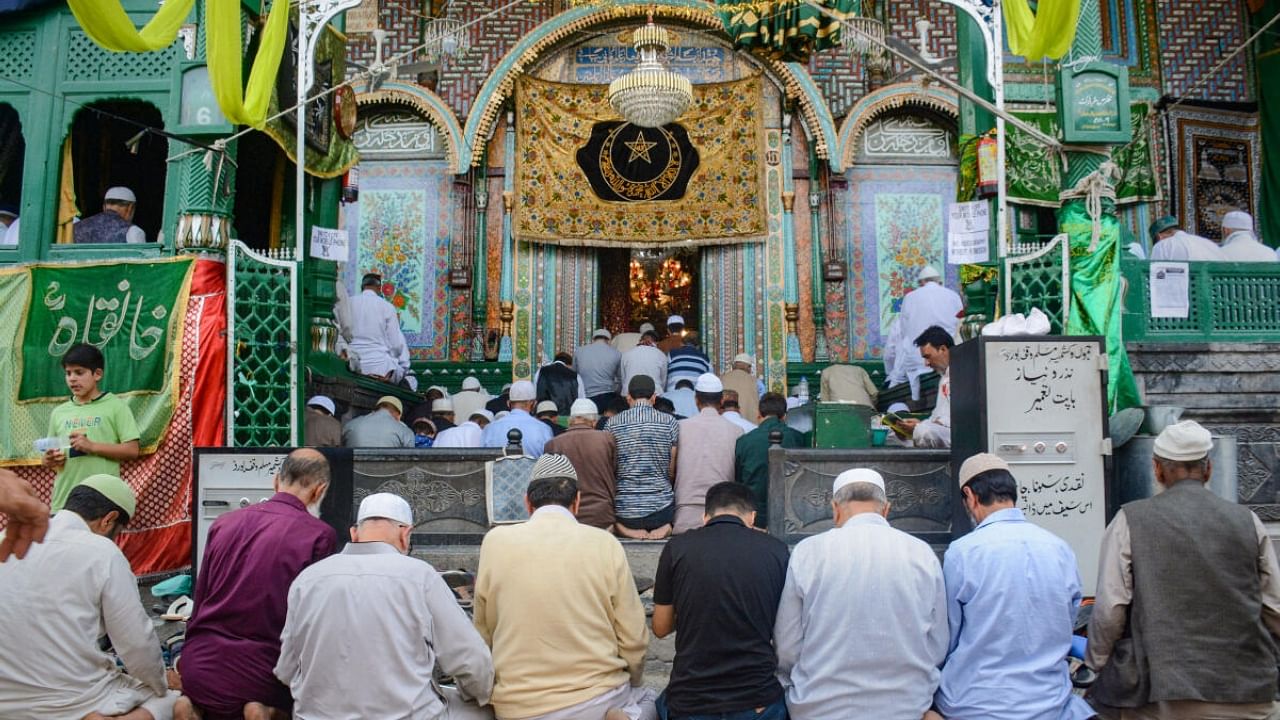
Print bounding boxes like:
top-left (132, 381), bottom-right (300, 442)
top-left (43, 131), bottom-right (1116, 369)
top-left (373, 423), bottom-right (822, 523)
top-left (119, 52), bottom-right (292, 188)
top-left (1127, 342), bottom-right (1280, 516)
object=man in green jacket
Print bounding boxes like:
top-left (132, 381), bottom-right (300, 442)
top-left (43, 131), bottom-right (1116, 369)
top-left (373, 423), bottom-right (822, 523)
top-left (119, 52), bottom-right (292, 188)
top-left (734, 392), bottom-right (805, 529)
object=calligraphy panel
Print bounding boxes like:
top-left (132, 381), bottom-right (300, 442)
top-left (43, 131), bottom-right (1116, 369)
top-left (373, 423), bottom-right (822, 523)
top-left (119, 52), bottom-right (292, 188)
top-left (19, 259), bottom-right (194, 401)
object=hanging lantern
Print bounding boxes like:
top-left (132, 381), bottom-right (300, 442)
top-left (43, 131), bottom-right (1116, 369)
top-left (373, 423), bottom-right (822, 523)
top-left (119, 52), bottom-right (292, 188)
top-left (976, 134), bottom-right (999, 198)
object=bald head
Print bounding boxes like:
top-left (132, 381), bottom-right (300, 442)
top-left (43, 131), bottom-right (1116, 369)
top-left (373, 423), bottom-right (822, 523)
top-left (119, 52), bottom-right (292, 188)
top-left (274, 448), bottom-right (330, 512)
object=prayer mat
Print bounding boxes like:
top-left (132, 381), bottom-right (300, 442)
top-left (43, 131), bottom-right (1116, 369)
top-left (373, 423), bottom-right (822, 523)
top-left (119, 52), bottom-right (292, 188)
top-left (486, 455), bottom-right (536, 524)
top-left (1166, 103), bottom-right (1261, 239)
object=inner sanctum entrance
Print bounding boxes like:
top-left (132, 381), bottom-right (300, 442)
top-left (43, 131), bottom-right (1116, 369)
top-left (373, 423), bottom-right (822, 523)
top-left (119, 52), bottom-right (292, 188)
top-left (597, 247), bottom-right (700, 335)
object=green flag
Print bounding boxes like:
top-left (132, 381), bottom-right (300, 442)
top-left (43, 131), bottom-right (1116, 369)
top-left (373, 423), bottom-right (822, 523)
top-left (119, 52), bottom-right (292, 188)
top-left (717, 0), bottom-right (859, 62)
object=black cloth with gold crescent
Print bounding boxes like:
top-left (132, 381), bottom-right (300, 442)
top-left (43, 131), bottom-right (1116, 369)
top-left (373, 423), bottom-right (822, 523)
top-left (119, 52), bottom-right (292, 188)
top-left (575, 121), bottom-right (701, 203)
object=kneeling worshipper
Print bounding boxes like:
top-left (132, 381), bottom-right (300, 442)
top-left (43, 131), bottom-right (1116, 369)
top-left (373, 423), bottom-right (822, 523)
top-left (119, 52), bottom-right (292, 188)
top-left (0, 475), bottom-right (178, 720)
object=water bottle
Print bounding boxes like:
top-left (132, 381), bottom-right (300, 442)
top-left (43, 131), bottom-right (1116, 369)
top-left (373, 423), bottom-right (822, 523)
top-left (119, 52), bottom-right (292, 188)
top-left (797, 376), bottom-right (810, 402)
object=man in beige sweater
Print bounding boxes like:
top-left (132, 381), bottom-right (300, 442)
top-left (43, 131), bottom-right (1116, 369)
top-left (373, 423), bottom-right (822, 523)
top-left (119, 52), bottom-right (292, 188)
top-left (473, 454), bottom-right (656, 720)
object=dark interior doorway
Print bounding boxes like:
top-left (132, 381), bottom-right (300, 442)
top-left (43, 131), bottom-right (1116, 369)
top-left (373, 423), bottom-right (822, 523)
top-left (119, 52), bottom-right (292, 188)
top-left (70, 101), bottom-right (167, 241)
top-left (597, 246), bottom-right (700, 335)
top-left (0, 104), bottom-right (24, 215)
top-left (232, 130), bottom-right (290, 251)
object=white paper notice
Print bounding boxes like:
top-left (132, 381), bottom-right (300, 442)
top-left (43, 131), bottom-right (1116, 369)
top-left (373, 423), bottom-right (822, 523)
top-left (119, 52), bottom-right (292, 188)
top-left (310, 227), bottom-right (349, 260)
top-left (947, 201), bottom-right (990, 264)
top-left (1149, 262), bottom-right (1190, 318)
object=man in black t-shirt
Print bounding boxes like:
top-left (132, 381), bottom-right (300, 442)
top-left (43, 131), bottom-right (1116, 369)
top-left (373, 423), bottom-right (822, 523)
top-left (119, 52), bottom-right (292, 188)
top-left (652, 482), bottom-right (790, 720)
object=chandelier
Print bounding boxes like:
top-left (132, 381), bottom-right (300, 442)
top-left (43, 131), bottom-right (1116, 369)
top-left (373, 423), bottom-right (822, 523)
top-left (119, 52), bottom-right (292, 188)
top-left (608, 19), bottom-right (693, 128)
top-left (841, 16), bottom-right (890, 73)
top-left (421, 17), bottom-right (470, 65)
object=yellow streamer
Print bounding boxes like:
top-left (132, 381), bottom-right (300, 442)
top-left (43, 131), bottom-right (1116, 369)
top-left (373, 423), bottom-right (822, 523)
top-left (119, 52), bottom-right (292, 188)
top-left (65, 0), bottom-right (194, 53)
top-left (1003, 0), bottom-right (1082, 61)
top-left (206, 0), bottom-right (292, 128)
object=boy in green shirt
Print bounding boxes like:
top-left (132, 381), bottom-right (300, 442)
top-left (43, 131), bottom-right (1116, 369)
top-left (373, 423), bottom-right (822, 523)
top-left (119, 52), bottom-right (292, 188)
top-left (41, 343), bottom-right (140, 512)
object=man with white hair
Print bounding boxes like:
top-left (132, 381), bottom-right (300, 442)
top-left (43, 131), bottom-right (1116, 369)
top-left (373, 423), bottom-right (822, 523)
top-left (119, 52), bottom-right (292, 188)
top-left (719, 354), bottom-right (761, 424)
top-left (452, 377), bottom-right (490, 424)
top-left (74, 186), bottom-right (147, 244)
top-left (433, 409), bottom-right (493, 448)
top-left (672, 374), bottom-right (744, 534)
top-left (1087, 420), bottom-right (1280, 719)
top-left (545, 399), bottom-right (618, 529)
top-left (774, 469), bottom-right (947, 719)
top-left (935, 453), bottom-right (1092, 720)
top-left (474, 456), bottom-right (654, 720)
top-left (276, 493), bottom-right (493, 720)
top-left (481, 380), bottom-right (552, 457)
top-left (889, 265), bottom-right (962, 393)
top-left (1218, 210), bottom-right (1278, 262)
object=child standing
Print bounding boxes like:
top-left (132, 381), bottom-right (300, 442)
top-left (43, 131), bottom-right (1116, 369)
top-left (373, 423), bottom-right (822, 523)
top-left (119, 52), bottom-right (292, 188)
top-left (42, 343), bottom-right (141, 512)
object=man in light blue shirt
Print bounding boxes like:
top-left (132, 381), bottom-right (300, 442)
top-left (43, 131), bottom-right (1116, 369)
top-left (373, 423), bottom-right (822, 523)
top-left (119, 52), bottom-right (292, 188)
top-left (481, 380), bottom-right (552, 457)
top-left (935, 453), bottom-right (1094, 720)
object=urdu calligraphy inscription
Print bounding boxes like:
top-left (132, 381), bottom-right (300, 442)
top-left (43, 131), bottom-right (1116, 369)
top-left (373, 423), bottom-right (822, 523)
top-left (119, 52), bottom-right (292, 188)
top-left (860, 116), bottom-right (954, 160)
top-left (353, 111), bottom-right (443, 159)
top-left (44, 279), bottom-right (169, 361)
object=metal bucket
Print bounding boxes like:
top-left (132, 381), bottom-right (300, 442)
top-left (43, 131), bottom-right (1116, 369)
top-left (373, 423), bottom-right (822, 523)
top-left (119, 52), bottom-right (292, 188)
top-left (1138, 405), bottom-right (1185, 436)
top-left (1114, 434), bottom-right (1239, 506)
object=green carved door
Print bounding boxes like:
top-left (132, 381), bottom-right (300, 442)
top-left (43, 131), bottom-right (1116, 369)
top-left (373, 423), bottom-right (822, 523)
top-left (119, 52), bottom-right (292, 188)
top-left (227, 241), bottom-right (299, 446)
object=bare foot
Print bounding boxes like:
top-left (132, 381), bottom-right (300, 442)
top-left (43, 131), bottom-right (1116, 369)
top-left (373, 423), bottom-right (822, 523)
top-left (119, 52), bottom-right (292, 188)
top-left (173, 697), bottom-right (201, 720)
top-left (922, 711), bottom-right (945, 720)
top-left (645, 524), bottom-right (672, 540)
top-left (614, 524), bottom-right (648, 540)
top-left (603, 709), bottom-right (629, 720)
top-left (243, 702), bottom-right (289, 720)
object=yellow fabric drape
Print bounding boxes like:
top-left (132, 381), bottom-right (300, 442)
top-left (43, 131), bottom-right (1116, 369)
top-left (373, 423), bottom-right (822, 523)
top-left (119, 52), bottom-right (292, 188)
top-left (206, 0), bottom-right (292, 128)
top-left (65, 0), bottom-right (195, 53)
top-left (56, 139), bottom-right (77, 245)
top-left (1003, 0), bottom-right (1082, 60)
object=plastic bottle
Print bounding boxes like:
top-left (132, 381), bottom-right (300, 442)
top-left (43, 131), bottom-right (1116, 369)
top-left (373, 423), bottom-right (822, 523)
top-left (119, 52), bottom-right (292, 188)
top-left (797, 376), bottom-right (810, 402)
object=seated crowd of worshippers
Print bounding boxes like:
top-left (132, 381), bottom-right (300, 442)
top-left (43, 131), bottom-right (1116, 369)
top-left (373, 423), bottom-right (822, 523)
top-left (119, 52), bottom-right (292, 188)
top-left (2, 417), bottom-right (1275, 720)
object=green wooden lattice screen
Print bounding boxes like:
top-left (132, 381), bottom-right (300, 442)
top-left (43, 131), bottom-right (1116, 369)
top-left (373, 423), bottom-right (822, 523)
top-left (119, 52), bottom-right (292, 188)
top-left (1121, 259), bottom-right (1280, 342)
top-left (227, 241), bottom-right (299, 446)
top-left (1004, 234), bottom-right (1070, 333)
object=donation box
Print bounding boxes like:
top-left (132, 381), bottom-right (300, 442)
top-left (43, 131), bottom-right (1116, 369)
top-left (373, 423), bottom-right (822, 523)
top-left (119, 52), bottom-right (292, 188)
top-left (950, 336), bottom-right (1112, 595)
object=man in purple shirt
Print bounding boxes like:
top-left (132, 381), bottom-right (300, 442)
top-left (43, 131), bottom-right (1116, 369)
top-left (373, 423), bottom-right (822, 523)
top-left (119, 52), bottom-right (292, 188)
top-left (174, 449), bottom-right (336, 720)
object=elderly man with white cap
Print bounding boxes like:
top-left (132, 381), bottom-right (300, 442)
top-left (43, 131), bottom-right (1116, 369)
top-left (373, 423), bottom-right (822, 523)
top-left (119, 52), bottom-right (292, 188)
top-left (575, 329), bottom-right (623, 410)
top-left (1148, 215), bottom-right (1225, 262)
top-left (304, 395), bottom-right (342, 447)
top-left (1087, 420), bottom-right (1280, 720)
top-left (671, 373), bottom-right (744, 534)
top-left (434, 408), bottom-right (494, 449)
top-left (719, 353), bottom-right (761, 424)
top-left (474, 455), bottom-right (654, 720)
top-left (1218, 210), bottom-right (1278, 262)
top-left (74, 186), bottom-right (147, 244)
top-left (934, 453), bottom-right (1092, 720)
top-left (545, 399), bottom-right (618, 529)
top-left (481, 380), bottom-right (553, 457)
top-left (452, 376), bottom-right (491, 425)
top-left (276, 492), bottom-right (494, 720)
top-left (888, 265), bottom-right (962, 395)
top-left (774, 468), bottom-right (947, 720)
top-left (342, 395), bottom-right (415, 448)
top-left (0, 475), bottom-right (179, 720)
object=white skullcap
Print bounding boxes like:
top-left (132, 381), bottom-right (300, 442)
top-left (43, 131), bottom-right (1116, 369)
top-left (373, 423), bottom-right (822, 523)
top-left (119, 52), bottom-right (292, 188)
top-left (957, 452), bottom-right (1011, 488)
top-left (536, 400), bottom-right (559, 415)
top-left (1154, 420), bottom-right (1213, 462)
top-left (530, 453), bottom-right (578, 483)
top-left (461, 376), bottom-right (482, 391)
top-left (357, 492), bottom-right (413, 525)
top-left (833, 468), bottom-right (885, 494)
top-left (887, 402), bottom-right (910, 414)
top-left (693, 373), bottom-right (723, 393)
top-left (427, 385), bottom-right (450, 396)
top-left (918, 265), bottom-right (941, 282)
top-left (469, 408), bottom-right (494, 422)
top-left (494, 411), bottom-right (510, 420)
top-left (306, 395), bottom-right (336, 415)
top-left (1222, 210), bottom-right (1254, 232)
top-left (734, 353), bottom-right (755, 367)
top-left (592, 328), bottom-right (612, 340)
top-left (569, 398), bottom-right (599, 417)
top-left (639, 322), bottom-right (656, 335)
top-left (509, 380), bottom-right (536, 402)
top-left (104, 186), bottom-right (137, 203)
top-left (667, 314), bottom-right (685, 326)
top-left (432, 397), bottom-right (454, 412)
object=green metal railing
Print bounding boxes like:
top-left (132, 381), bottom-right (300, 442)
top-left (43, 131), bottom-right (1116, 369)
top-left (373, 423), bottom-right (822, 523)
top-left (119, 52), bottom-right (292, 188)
top-left (228, 242), bottom-right (299, 446)
top-left (1121, 259), bottom-right (1280, 342)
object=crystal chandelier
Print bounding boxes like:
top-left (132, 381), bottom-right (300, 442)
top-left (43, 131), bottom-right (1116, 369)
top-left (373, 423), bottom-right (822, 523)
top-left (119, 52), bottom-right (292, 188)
top-left (421, 17), bottom-right (469, 65)
top-left (608, 19), bottom-right (693, 128)
top-left (840, 16), bottom-right (885, 56)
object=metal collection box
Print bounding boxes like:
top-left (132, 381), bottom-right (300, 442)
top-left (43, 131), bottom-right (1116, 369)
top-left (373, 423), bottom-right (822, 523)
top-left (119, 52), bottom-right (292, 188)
top-left (812, 403), bottom-right (874, 449)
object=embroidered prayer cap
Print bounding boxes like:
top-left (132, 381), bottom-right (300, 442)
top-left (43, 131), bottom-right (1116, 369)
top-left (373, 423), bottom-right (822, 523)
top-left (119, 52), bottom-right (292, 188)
top-left (1222, 210), bottom-right (1254, 232)
top-left (536, 400), bottom-right (559, 416)
top-left (307, 395), bottom-right (336, 416)
top-left (530, 453), bottom-right (578, 483)
top-left (1153, 420), bottom-right (1213, 462)
top-left (357, 492), bottom-right (413, 526)
top-left (426, 385), bottom-right (450, 397)
top-left (667, 315), bottom-right (685, 327)
top-left (78, 474), bottom-right (136, 519)
top-left (832, 468), bottom-right (885, 495)
top-left (570, 399), bottom-right (599, 418)
top-left (1148, 215), bottom-right (1179, 240)
top-left (694, 373), bottom-right (724, 393)
top-left (592, 328), bottom-right (612, 340)
top-left (432, 398), bottom-right (454, 412)
top-left (509, 380), bottom-right (537, 402)
top-left (733, 353), bottom-right (755, 368)
top-left (104, 186), bottom-right (137, 203)
top-left (917, 265), bottom-right (941, 282)
top-left (461, 376), bottom-right (483, 391)
top-left (470, 409), bottom-right (495, 423)
top-left (375, 396), bottom-right (403, 414)
top-left (957, 452), bottom-right (1011, 488)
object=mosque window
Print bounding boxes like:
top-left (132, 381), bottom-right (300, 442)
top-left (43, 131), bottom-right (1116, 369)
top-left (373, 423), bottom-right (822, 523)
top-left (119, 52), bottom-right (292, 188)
top-left (232, 130), bottom-right (290, 252)
top-left (0, 104), bottom-right (23, 245)
top-left (65, 101), bottom-right (168, 244)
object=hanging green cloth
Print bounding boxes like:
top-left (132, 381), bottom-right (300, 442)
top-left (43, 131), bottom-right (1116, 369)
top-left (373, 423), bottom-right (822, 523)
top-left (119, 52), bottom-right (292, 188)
top-left (717, 0), bottom-right (859, 62)
top-left (66, 0), bottom-right (194, 53)
top-left (1058, 199), bottom-right (1141, 412)
top-left (1003, 0), bottom-right (1082, 61)
top-left (207, 0), bottom-right (291, 128)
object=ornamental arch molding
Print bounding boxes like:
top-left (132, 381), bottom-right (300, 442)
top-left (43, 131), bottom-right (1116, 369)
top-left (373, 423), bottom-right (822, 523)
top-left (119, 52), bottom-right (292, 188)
top-left (351, 80), bottom-right (470, 174)
top-left (461, 0), bottom-right (838, 169)
top-left (837, 83), bottom-right (960, 169)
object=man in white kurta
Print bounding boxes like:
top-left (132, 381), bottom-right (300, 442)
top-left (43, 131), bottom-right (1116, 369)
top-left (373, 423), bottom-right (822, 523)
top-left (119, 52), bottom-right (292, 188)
top-left (1219, 211), bottom-right (1278, 262)
top-left (900, 326), bottom-right (953, 449)
top-left (346, 273), bottom-right (411, 383)
top-left (890, 266), bottom-right (962, 395)
top-left (774, 469), bottom-right (947, 720)
top-left (0, 475), bottom-right (175, 720)
top-left (1148, 216), bottom-right (1225, 261)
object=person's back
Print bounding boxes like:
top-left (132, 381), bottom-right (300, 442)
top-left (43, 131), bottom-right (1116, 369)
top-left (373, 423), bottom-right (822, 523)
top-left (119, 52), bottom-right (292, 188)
top-left (1221, 231), bottom-right (1280, 262)
top-left (452, 388), bottom-right (490, 424)
top-left (342, 408), bottom-right (415, 448)
top-left (544, 424), bottom-right (617, 530)
top-left (605, 388), bottom-right (679, 536)
top-left (672, 382), bottom-right (742, 534)
top-left (1150, 230), bottom-right (1226, 261)
top-left (621, 342), bottom-right (668, 390)
top-left (303, 407), bottom-right (342, 447)
top-left (575, 335), bottom-right (622, 399)
top-left (666, 345), bottom-right (712, 391)
top-left (895, 281), bottom-right (961, 384)
top-left (654, 483), bottom-right (789, 718)
top-left (819, 364), bottom-right (878, 406)
top-left (735, 393), bottom-right (804, 529)
top-left (719, 367), bottom-right (759, 423)
top-left (433, 419), bottom-right (484, 448)
top-left (74, 208), bottom-right (134, 244)
top-left (536, 359), bottom-right (579, 415)
top-left (346, 285), bottom-right (407, 377)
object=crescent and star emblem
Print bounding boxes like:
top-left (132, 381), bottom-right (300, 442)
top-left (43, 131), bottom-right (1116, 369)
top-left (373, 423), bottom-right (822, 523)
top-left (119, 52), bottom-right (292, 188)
top-left (624, 133), bottom-right (658, 163)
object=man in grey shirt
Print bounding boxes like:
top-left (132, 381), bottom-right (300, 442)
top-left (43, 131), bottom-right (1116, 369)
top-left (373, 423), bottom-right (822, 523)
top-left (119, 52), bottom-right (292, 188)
top-left (341, 395), bottom-right (415, 448)
top-left (574, 328), bottom-right (622, 410)
top-left (275, 492), bottom-right (494, 720)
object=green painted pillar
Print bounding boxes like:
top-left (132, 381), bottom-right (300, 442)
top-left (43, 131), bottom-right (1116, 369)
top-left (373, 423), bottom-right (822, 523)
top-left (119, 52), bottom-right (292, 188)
top-left (472, 153), bottom-right (490, 361)
top-left (808, 147), bottom-right (829, 362)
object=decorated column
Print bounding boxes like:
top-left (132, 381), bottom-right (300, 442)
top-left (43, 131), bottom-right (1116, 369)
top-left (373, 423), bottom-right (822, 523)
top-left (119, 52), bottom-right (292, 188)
top-left (808, 148), bottom-right (830, 362)
top-left (499, 111), bottom-right (516, 363)
top-left (472, 154), bottom-right (490, 362)
top-left (782, 113), bottom-right (802, 363)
